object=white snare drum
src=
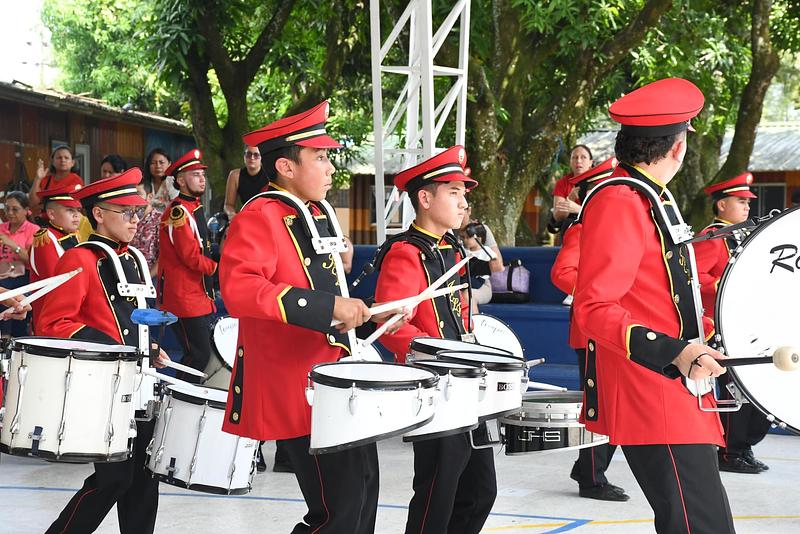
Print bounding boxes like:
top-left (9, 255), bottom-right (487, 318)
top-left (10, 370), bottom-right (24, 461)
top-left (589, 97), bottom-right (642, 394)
top-left (1, 337), bottom-right (139, 462)
top-left (472, 314), bottom-right (525, 358)
top-left (202, 316), bottom-right (239, 390)
top-left (403, 360), bottom-right (485, 441)
top-left (147, 383), bottom-right (257, 494)
top-left (308, 362), bottom-right (438, 454)
top-left (500, 391), bottom-right (609, 455)
top-left (437, 351), bottom-right (526, 421)
top-left (409, 336), bottom-right (513, 362)
top-left (715, 207), bottom-right (800, 433)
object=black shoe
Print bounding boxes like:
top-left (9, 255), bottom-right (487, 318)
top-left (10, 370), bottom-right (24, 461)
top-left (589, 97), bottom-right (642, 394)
top-left (719, 454), bottom-right (764, 474)
top-left (578, 484), bottom-right (630, 502)
top-left (256, 452), bottom-right (267, 473)
top-left (743, 450), bottom-right (769, 471)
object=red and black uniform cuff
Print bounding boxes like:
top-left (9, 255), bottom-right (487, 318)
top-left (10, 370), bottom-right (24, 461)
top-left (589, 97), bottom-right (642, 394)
top-left (628, 326), bottom-right (686, 378)
top-left (280, 287), bottom-right (336, 332)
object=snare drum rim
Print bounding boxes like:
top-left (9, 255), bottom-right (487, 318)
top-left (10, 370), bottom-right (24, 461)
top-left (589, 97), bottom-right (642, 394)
top-left (436, 351), bottom-right (525, 372)
top-left (410, 361), bottom-right (487, 378)
top-left (10, 336), bottom-right (140, 361)
top-left (167, 385), bottom-right (228, 410)
top-left (310, 361), bottom-right (439, 390)
top-left (714, 205), bottom-right (800, 436)
top-left (409, 337), bottom-right (513, 357)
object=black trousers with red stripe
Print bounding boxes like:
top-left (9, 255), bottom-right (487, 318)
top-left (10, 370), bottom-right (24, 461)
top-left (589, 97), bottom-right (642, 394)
top-left (171, 314), bottom-right (213, 384)
top-left (572, 348), bottom-right (618, 488)
top-left (622, 444), bottom-right (735, 534)
top-left (45, 419), bottom-right (159, 534)
top-left (718, 374), bottom-right (771, 458)
top-left (405, 429), bottom-right (497, 534)
top-left (281, 435), bottom-right (378, 534)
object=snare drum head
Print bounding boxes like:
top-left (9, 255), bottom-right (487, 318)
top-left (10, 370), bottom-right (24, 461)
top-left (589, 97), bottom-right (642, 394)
top-left (410, 337), bottom-right (512, 357)
top-left (212, 317), bottom-right (239, 368)
top-left (167, 383), bottom-right (228, 405)
top-left (716, 207), bottom-right (800, 433)
top-left (472, 314), bottom-right (525, 358)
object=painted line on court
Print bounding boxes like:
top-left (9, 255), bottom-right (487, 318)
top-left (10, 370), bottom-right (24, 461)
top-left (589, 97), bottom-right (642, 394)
top-left (484, 515), bottom-right (800, 531)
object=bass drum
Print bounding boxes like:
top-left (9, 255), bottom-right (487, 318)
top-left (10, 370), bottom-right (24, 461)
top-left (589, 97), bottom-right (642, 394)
top-left (471, 314), bottom-right (525, 359)
top-left (715, 206), bottom-right (800, 433)
top-left (203, 317), bottom-right (239, 390)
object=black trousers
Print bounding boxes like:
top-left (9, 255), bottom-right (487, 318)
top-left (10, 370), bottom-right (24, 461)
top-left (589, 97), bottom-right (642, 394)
top-left (281, 435), bottom-right (378, 534)
top-left (572, 348), bottom-right (618, 488)
top-left (623, 444), bottom-right (735, 534)
top-left (171, 314), bottom-right (213, 384)
top-left (46, 420), bottom-right (159, 534)
top-left (405, 429), bottom-right (497, 534)
top-left (718, 374), bottom-right (771, 457)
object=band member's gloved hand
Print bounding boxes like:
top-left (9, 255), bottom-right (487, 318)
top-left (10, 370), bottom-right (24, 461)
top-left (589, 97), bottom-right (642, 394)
top-left (0, 292), bottom-right (30, 321)
top-left (371, 306), bottom-right (412, 335)
top-left (333, 296), bottom-right (371, 333)
top-left (672, 343), bottom-right (727, 380)
top-left (150, 343), bottom-right (171, 369)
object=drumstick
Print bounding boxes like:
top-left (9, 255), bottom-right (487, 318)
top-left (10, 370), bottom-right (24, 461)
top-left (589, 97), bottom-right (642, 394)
top-left (160, 359), bottom-right (208, 378)
top-left (142, 369), bottom-right (207, 390)
top-left (330, 283), bottom-right (468, 326)
top-left (0, 268), bottom-right (83, 315)
top-left (718, 346), bottom-right (799, 371)
top-left (527, 381), bottom-right (568, 392)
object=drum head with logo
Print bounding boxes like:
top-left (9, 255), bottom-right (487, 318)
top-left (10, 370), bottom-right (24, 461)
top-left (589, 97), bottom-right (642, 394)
top-left (715, 207), bottom-right (800, 434)
top-left (471, 314), bottom-right (525, 358)
top-left (212, 317), bottom-right (239, 369)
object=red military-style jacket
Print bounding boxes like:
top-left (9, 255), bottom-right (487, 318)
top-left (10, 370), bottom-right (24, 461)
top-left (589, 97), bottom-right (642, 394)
top-left (550, 223), bottom-right (586, 350)
top-left (37, 233), bottom-right (148, 346)
top-left (29, 224), bottom-right (80, 334)
top-left (375, 224), bottom-right (470, 361)
top-left (220, 193), bottom-right (354, 441)
top-left (573, 163), bottom-right (724, 446)
top-left (693, 219), bottom-right (738, 321)
top-left (157, 194), bottom-right (217, 318)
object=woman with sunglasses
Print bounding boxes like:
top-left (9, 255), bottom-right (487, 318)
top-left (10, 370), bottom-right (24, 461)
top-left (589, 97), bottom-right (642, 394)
top-left (223, 145), bottom-right (269, 219)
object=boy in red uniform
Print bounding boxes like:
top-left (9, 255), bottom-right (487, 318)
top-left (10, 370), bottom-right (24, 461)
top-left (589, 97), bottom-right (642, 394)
top-left (374, 146), bottom-right (496, 534)
top-left (694, 172), bottom-right (771, 474)
top-left (573, 78), bottom-right (735, 533)
top-left (220, 101), bottom-right (395, 534)
top-left (550, 157), bottom-right (629, 502)
top-left (157, 149), bottom-right (217, 382)
top-left (29, 182), bottom-right (82, 332)
top-left (39, 168), bottom-right (169, 534)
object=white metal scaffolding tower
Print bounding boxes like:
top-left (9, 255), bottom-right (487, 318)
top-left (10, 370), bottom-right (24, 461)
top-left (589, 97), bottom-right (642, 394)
top-left (369, 0), bottom-right (471, 244)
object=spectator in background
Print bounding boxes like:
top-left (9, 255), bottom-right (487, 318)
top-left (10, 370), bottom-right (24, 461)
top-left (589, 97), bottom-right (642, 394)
top-left (0, 191), bottom-right (38, 337)
top-left (99, 154), bottom-right (128, 180)
top-left (223, 145), bottom-right (270, 219)
top-left (459, 204), bottom-right (503, 308)
top-left (548, 144), bottom-right (593, 234)
top-left (30, 145), bottom-right (84, 216)
top-left (130, 179), bottom-right (162, 278)
top-left (144, 148), bottom-right (177, 211)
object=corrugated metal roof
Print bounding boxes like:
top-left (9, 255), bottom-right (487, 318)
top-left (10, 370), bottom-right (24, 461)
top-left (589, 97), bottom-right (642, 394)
top-left (579, 123), bottom-right (800, 172)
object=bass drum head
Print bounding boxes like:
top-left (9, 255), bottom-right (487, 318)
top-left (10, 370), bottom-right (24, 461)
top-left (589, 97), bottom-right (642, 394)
top-left (212, 317), bottom-right (239, 369)
top-left (715, 206), bottom-right (800, 434)
top-left (471, 314), bottom-right (525, 358)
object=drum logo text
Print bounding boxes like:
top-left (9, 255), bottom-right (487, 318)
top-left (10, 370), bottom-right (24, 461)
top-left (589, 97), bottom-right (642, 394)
top-left (497, 382), bottom-right (515, 392)
top-left (770, 244), bottom-right (800, 273)
top-left (121, 394), bottom-right (132, 403)
top-left (518, 430), bottom-right (562, 442)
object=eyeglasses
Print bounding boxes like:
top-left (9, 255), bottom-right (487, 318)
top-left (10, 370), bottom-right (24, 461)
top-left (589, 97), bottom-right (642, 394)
top-left (98, 206), bottom-right (145, 222)
top-left (244, 151), bottom-right (261, 159)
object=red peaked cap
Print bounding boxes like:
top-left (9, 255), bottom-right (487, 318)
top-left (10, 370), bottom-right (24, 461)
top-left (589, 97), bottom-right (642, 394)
top-left (703, 172), bottom-right (757, 200)
top-left (568, 157), bottom-right (618, 186)
top-left (243, 101), bottom-right (343, 154)
top-left (39, 181), bottom-right (82, 208)
top-left (165, 149), bottom-right (207, 178)
top-left (73, 167), bottom-right (147, 207)
top-left (609, 78), bottom-right (704, 137)
top-left (394, 145), bottom-right (478, 193)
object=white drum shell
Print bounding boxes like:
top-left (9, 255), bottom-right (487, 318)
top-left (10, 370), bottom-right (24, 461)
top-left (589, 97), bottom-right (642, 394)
top-left (147, 385), bottom-right (257, 494)
top-left (404, 371), bottom-right (480, 440)
top-left (478, 368), bottom-right (524, 420)
top-left (1, 339), bottom-right (138, 462)
top-left (309, 363), bottom-right (437, 454)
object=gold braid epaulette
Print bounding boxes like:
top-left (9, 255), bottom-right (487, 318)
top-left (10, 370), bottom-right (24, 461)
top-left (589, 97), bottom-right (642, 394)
top-left (164, 205), bottom-right (187, 228)
top-left (33, 228), bottom-right (51, 247)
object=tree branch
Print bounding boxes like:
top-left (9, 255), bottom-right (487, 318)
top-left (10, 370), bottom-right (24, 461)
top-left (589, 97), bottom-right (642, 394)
top-left (242, 1), bottom-right (297, 83)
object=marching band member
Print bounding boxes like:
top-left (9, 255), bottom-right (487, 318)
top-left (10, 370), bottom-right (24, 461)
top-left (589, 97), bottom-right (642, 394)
top-left (550, 157), bottom-right (630, 502)
top-left (573, 78), bottom-right (736, 533)
top-left (157, 149), bottom-right (217, 383)
top-left (695, 173), bottom-right (771, 474)
top-left (39, 168), bottom-right (169, 534)
top-left (29, 182), bottom-right (82, 332)
top-left (220, 101), bottom-right (399, 534)
top-left (374, 146), bottom-right (496, 534)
